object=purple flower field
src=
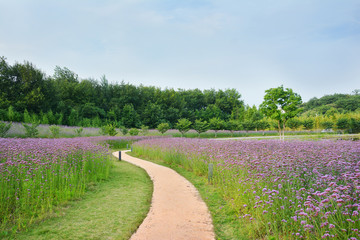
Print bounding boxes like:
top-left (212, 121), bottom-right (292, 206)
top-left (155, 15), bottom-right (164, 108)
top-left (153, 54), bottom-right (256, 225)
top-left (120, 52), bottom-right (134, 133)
top-left (0, 136), bottom-right (140, 232)
top-left (134, 138), bottom-right (360, 239)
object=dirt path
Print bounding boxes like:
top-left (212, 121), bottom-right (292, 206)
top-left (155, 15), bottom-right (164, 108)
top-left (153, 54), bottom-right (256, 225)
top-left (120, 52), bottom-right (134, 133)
top-left (112, 151), bottom-right (215, 240)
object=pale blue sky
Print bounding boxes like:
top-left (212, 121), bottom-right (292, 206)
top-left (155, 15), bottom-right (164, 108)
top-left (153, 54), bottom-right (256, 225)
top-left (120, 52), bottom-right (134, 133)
top-left (0, 0), bottom-right (359, 106)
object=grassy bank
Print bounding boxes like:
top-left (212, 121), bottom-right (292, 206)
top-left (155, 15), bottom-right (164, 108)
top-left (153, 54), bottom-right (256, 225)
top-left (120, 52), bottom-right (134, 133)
top-left (3, 154), bottom-right (153, 240)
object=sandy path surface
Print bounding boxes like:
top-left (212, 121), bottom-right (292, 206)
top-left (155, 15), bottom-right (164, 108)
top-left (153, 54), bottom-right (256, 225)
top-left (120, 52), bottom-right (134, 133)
top-left (112, 151), bottom-right (215, 240)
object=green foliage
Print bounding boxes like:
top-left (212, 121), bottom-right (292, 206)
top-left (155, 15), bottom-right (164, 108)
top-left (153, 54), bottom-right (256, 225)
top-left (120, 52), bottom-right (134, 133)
top-left (119, 126), bottom-right (128, 135)
top-left (49, 125), bottom-right (61, 138)
top-left (303, 92), bottom-right (360, 113)
top-left (286, 118), bottom-right (302, 130)
top-left (122, 104), bottom-right (140, 128)
top-left (260, 85), bottom-right (302, 140)
top-left (255, 119), bottom-right (270, 132)
top-left (302, 119), bottom-right (314, 130)
top-left (321, 121), bottom-right (334, 130)
top-left (140, 125), bottom-right (149, 135)
top-left (129, 128), bottom-right (139, 136)
top-left (225, 119), bottom-right (240, 136)
top-left (23, 109), bottom-right (32, 123)
top-left (336, 118), bottom-right (350, 132)
top-left (156, 123), bottom-right (170, 135)
top-left (7, 106), bottom-right (15, 121)
top-left (193, 119), bottom-right (209, 136)
top-left (209, 117), bottom-right (225, 138)
top-left (0, 122), bottom-right (12, 137)
top-left (101, 124), bottom-right (117, 136)
top-left (175, 118), bottom-right (192, 137)
top-left (350, 118), bottom-right (360, 133)
top-left (74, 127), bottom-right (83, 136)
top-left (242, 120), bottom-right (255, 131)
top-left (22, 122), bottom-right (40, 138)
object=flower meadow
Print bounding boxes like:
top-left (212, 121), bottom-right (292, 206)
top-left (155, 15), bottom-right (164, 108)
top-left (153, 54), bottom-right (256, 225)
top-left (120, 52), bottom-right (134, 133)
top-left (133, 138), bottom-right (360, 239)
top-left (0, 137), bottom-right (115, 232)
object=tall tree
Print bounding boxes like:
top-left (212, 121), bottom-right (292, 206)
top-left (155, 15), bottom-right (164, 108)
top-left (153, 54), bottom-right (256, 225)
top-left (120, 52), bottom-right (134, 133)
top-left (260, 85), bottom-right (302, 140)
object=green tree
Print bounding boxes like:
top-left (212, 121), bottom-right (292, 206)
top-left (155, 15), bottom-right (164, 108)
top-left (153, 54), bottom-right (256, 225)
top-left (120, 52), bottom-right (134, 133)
top-left (260, 85), bottom-right (302, 140)
top-left (242, 120), bottom-right (255, 132)
top-left (193, 119), bottom-right (209, 137)
top-left (256, 119), bottom-right (270, 135)
top-left (7, 106), bottom-right (15, 121)
top-left (23, 109), bottom-right (32, 123)
top-left (156, 123), bottom-right (170, 135)
top-left (225, 120), bottom-right (241, 137)
top-left (350, 118), bottom-right (360, 133)
top-left (175, 118), bottom-right (192, 137)
top-left (286, 118), bottom-right (302, 130)
top-left (321, 121), bottom-right (334, 130)
top-left (122, 104), bottom-right (140, 128)
top-left (336, 118), bottom-right (350, 133)
top-left (302, 119), bottom-right (314, 130)
top-left (142, 103), bottom-right (164, 128)
top-left (209, 117), bottom-right (225, 138)
top-left (47, 110), bottom-right (56, 124)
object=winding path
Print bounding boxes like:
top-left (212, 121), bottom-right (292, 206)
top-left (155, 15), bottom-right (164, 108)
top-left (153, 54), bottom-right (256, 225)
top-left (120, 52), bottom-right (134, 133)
top-left (112, 151), bottom-right (215, 240)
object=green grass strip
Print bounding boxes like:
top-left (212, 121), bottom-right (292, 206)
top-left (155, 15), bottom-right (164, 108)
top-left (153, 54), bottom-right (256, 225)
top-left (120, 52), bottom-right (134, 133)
top-left (5, 155), bottom-right (152, 240)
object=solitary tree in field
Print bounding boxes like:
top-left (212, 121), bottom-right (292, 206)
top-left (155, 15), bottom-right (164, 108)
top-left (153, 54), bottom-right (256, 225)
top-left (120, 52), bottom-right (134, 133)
top-left (260, 85), bottom-right (302, 140)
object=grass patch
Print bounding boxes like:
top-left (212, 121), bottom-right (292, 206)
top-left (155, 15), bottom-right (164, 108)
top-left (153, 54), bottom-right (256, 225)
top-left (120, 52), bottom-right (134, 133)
top-left (128, 152), bottom-right (248, 240)
top-left (5, 154), bottom-right (152, 240)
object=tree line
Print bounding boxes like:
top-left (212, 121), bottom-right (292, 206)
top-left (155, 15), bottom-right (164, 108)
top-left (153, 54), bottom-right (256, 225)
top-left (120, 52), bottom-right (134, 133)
top-left (1, 56), bottom-right (360, 134)
top-left (0, 57), bottom-right (247, 128)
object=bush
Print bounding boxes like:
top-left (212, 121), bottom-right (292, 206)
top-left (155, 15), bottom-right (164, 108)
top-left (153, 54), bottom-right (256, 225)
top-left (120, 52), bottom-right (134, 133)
top-left (141, 125), bottom-right (149, 135)
top-left (129, 128), bottom-right (139, 136)
top-left (100, 124), bottom-right (117, 136)
top-left (120, 126), bottom-right (128, 135)
top-left (22, 122), bottom-right (40, 138)
top-left (49, 125), bottom-right (61, 138)
top-left (74, 127), bottom-right (83, 136)
top-left (106, 124), bottom-right (117, 136)
top-left (0, 122), bottom-right (12, 137)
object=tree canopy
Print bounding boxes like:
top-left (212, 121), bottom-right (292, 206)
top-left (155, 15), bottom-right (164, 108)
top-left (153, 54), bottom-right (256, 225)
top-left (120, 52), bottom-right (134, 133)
top-left (260, 85), bottom-right (302, 140)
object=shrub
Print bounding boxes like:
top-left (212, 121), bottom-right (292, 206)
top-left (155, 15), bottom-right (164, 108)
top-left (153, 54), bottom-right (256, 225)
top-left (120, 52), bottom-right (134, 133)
top-left (120, 126), bottom-right (128, 135)
top-left (22, 122), bottom-right (40, 138)
top-left (141, 125), bottom-right (149, 136)
top-left (129, 128), bottom-right (139, 136)
top-left (74, 127), bottom-right (83, 136)
top-left (49, 125), bottom-right (61, 138)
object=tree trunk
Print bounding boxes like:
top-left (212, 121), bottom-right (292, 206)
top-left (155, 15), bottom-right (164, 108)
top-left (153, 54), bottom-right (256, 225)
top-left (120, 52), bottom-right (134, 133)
top-left (282, 122), bottom-right (286, 141)
top-left (278, 121), bottom-right (282, 140)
